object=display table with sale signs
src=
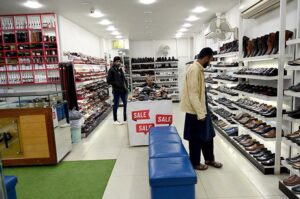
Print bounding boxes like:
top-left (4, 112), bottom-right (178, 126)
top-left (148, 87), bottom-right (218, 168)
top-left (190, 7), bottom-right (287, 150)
top-left (127, 100), bottom-right (173, 146)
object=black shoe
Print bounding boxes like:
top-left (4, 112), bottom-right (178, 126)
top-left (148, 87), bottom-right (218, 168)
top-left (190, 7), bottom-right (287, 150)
top-left (257, 153), bottom-right (275, 162)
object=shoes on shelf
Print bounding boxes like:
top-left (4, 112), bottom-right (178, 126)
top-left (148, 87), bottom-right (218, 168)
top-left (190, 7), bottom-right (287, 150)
top-left (283, 175), bottom-right (300, 186)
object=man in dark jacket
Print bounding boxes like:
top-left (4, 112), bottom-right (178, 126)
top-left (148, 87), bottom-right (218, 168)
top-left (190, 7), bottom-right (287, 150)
top-left (107, 56), bottom-right (128, 125)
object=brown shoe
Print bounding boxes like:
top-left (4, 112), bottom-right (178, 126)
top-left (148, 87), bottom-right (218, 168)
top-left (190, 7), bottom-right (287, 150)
top-left (292, 161), bottom-right (300, 169)
top-left (262, 129), bottom-right (276, 138)
top-left (283, 175), bottom-right (300, 186)
top-left (266, 33), bottom-right (276, 55)
top-left (247, 40), bottom-right (254, 57)
top-left (246, 143), bottom-right (264, 151)
top-left (193, 163), bottom-right (208, 171)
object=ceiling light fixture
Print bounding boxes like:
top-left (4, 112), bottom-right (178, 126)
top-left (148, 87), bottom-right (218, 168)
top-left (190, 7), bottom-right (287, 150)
top-left (116, 35), bottom-right (123, 39)
top-left (89, 10), bottom-right (105, 18)
top-left (175, 33), bottom-right (183, 38)
top-left (111, 31), bottom-right (120, 35)
top-left (186, 15), bottom-right (199, 22)
top-left (192, 6), bottom-right (207, 13)
top-left (139, 0), bottom-right (156, 5)
top-left (106, 26), bottom-right (117, 31)
top-left (182, 23), bottom-right (192, 28)
top-left (23, 0), bottom-right (43, 9)
top-left (239, 4), bottom-right (245, 10)
top-left (178, 28), bottom-right (188, 32)
top-left (98, 19), bottom-right (112, 25)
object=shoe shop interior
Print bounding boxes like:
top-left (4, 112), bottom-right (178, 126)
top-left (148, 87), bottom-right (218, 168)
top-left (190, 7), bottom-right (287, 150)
top-left (1, 0), bottom-right (300, 199)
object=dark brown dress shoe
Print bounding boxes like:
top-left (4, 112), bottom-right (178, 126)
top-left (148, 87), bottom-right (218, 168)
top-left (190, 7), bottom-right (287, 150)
top-left (266, 32), bottom-right (276, 55)
top-left (261, 129), bottom-right (276, 138)
top-left (246, 143), bottom-right (264, 151)
top-left (283, 175), bottom-right (300, 186)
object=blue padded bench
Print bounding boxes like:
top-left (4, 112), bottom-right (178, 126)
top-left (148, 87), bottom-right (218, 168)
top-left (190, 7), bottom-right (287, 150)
top-left (149, 142), bottom-right (188, 159)
top-left (4, 176), bottom-right (18, 199)
top-left (149, 126), bottom-right (178, 135)
top-left (149, 133), bottom-right (182, 145)
top-left (149, 157), bottom-right (197, 199)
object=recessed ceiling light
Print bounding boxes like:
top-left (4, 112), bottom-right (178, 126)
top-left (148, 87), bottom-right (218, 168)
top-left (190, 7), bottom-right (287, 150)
top-left (144, 11), bottom-right (153, 14)
top-left (89, 10), bottom-right (105, 18)
top-left (111, 31), bottom-right (120, 35)
top-left (239, 5), bottom-right (245, 10)
top-left (186, 15), bottom-right (199, 22)
top-left (139, 0), bottom-right (156, 5)
top-left (116, 35), bottom-right (123, 39)
top-left (106, 26), bottom-right (117, 31)
top-left (182, 23), bottom-right (192, 28)
top-left (192, 6), bottom-right (207, 13)
top-left (23, 0), bottom-right (43, 9)
top-left (175, 33), bottom-right (183, 38)
top-left (98, 19), bottom-right (112, 25)
top-left (178, 28), bottom-right (188, 32)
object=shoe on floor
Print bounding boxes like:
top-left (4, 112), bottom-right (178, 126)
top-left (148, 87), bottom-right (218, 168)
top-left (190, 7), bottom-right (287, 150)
top-left (113, 121), bottom-right (123, 125)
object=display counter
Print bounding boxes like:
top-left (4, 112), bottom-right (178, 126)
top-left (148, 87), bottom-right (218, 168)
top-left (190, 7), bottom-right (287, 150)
top-left (127, 100), bottom-right (173, 146)
top-left (0, 91), bottom-right (72, 166)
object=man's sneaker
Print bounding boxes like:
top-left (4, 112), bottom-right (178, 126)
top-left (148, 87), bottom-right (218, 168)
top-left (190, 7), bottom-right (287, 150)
top-left (123, 121), bottom-right (128, 124)
top-left (113, 121), bottom-right (123, 125)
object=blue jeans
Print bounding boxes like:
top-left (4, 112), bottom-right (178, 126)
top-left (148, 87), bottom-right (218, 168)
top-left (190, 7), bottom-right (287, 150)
top-left (113, 92), bottom-right (127, 122)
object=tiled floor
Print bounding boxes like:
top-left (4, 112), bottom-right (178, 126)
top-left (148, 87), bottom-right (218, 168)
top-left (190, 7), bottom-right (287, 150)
top-left (64, 104), bottom-right (289, 199)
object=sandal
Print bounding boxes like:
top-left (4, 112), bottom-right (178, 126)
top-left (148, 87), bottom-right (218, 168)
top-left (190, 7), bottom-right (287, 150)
top-left (205, 161), bottom-right (223, 168)
top-left (193, 163), bottom-right (208, 170)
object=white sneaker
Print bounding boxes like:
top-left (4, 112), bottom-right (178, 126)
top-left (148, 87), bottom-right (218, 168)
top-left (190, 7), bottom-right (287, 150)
top-left (123, 121), bottom-right (128, 124)
top-left (113, 121), bottom-right (123, 125)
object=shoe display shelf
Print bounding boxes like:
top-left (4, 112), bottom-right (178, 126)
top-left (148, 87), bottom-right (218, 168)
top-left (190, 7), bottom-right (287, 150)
top-left (212, 66), bottom-right (240, 71)
top-left (283, 114), bottom-right (300, 124)
top-left (240, 54), bottom-right (293, 62)
top-left (287, 38), bottom-right (300, 46)
top-left (237, 124), bottom-right (276, 142)
top-left (213, 100), bottom-right (239, 115)
top-left (282, 137), bottom-right (300, 150)
top-left (232, 104), bottom-right (277, 122)
top-left (130, 60), bottom-right (179, 102)
top-left (279, 181), bottom-right (300, 199)
top-left (214, 52), bottom-right (239, 58)
top-left (232, 74), bottom-right (292, 80)
top-left (238, 90), bottom-right (280, 101)
top-left (212, 111), bottom-right (237, 127)
top-left (284, 90), bottom-right (300, 98)
top-left (214, 79), bottom-right (239, 84)
top-left (0, 13), bottom-right (60, 86)
top-left (213, 122), bottom-right (278, 174)
top-left (213, 89), bottom-right (240, 99)
top-left (59, 58), bottom-right (111, 138)
top-left (285, 64), bottom-right (300, 71)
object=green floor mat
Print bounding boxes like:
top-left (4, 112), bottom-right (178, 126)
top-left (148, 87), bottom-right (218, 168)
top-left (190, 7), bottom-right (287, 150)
top-left (3, 160), bottom-right (116, 199)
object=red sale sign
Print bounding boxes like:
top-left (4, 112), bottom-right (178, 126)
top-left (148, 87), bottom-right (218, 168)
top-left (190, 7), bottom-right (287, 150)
top-left (136, 123), bottom-right (155, 135)
top-left (132, 110), bottom-right (150, 121)
top-left (156, 114), bottom-right (173, 125)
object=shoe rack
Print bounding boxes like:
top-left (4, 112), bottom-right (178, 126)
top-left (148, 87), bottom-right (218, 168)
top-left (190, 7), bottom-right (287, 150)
top-left (60, 53), bottom-right (112, 138)
top-left (130, 57), bottom-right (180, 102)
top-left (279, 0), bottom-right (300, 198)
top-left (0, 13), bottom-right (60, 85)
top-left (207, 0), bottom-right (299, 176)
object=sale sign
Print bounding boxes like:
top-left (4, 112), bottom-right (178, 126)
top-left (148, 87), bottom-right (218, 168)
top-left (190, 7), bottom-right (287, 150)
top-left (136, 123), bottom-right (155, 135)
top-left (156, 114), bottom-right (173, 125)
top-left (132, 110), bottom-right (150, 121)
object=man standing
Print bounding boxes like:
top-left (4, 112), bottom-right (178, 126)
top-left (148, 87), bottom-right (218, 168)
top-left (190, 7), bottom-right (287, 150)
top-left (107, 56), bottom-right (128, 125)
top-left (140, 76), bottom-right (160, 89)
top-left (180, 47), bottom-right (222, 170)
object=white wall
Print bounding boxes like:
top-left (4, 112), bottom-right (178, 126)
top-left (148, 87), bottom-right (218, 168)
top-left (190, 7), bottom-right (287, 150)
top-left (57, 15), bottom-right (102, 60)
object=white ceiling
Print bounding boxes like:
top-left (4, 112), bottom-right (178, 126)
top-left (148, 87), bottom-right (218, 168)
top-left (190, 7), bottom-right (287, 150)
top-left (0, 0), bottom-right (239, 40)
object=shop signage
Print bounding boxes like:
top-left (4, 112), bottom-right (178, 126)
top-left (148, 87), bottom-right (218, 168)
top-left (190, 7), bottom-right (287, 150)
top-left (132, 110), bottom-right (150, 121)
top-left (156, 114), bottom-right (173, 125)
top-left (136, 123), bottom-right (155, 135)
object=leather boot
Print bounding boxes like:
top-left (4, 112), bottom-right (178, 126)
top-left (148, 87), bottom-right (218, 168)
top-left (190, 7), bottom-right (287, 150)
top-left (243, 36), bottom-right (249, 58)
top-left (247, 40), bottom-right (254, 57)
top-left (256, 37), bottom-right (263, 56)
top-left (261, 35), bottom-right (269, 55)
top-left (272, 31), bottom-right (279, 54)
top-left (251, 38), bottom-right (259, 57)
top-left (266, 33), bottom-right (276, 55)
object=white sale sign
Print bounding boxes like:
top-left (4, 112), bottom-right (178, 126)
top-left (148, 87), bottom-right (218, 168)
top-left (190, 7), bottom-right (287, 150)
top-left (127, 100), bottom-right (173, 146)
